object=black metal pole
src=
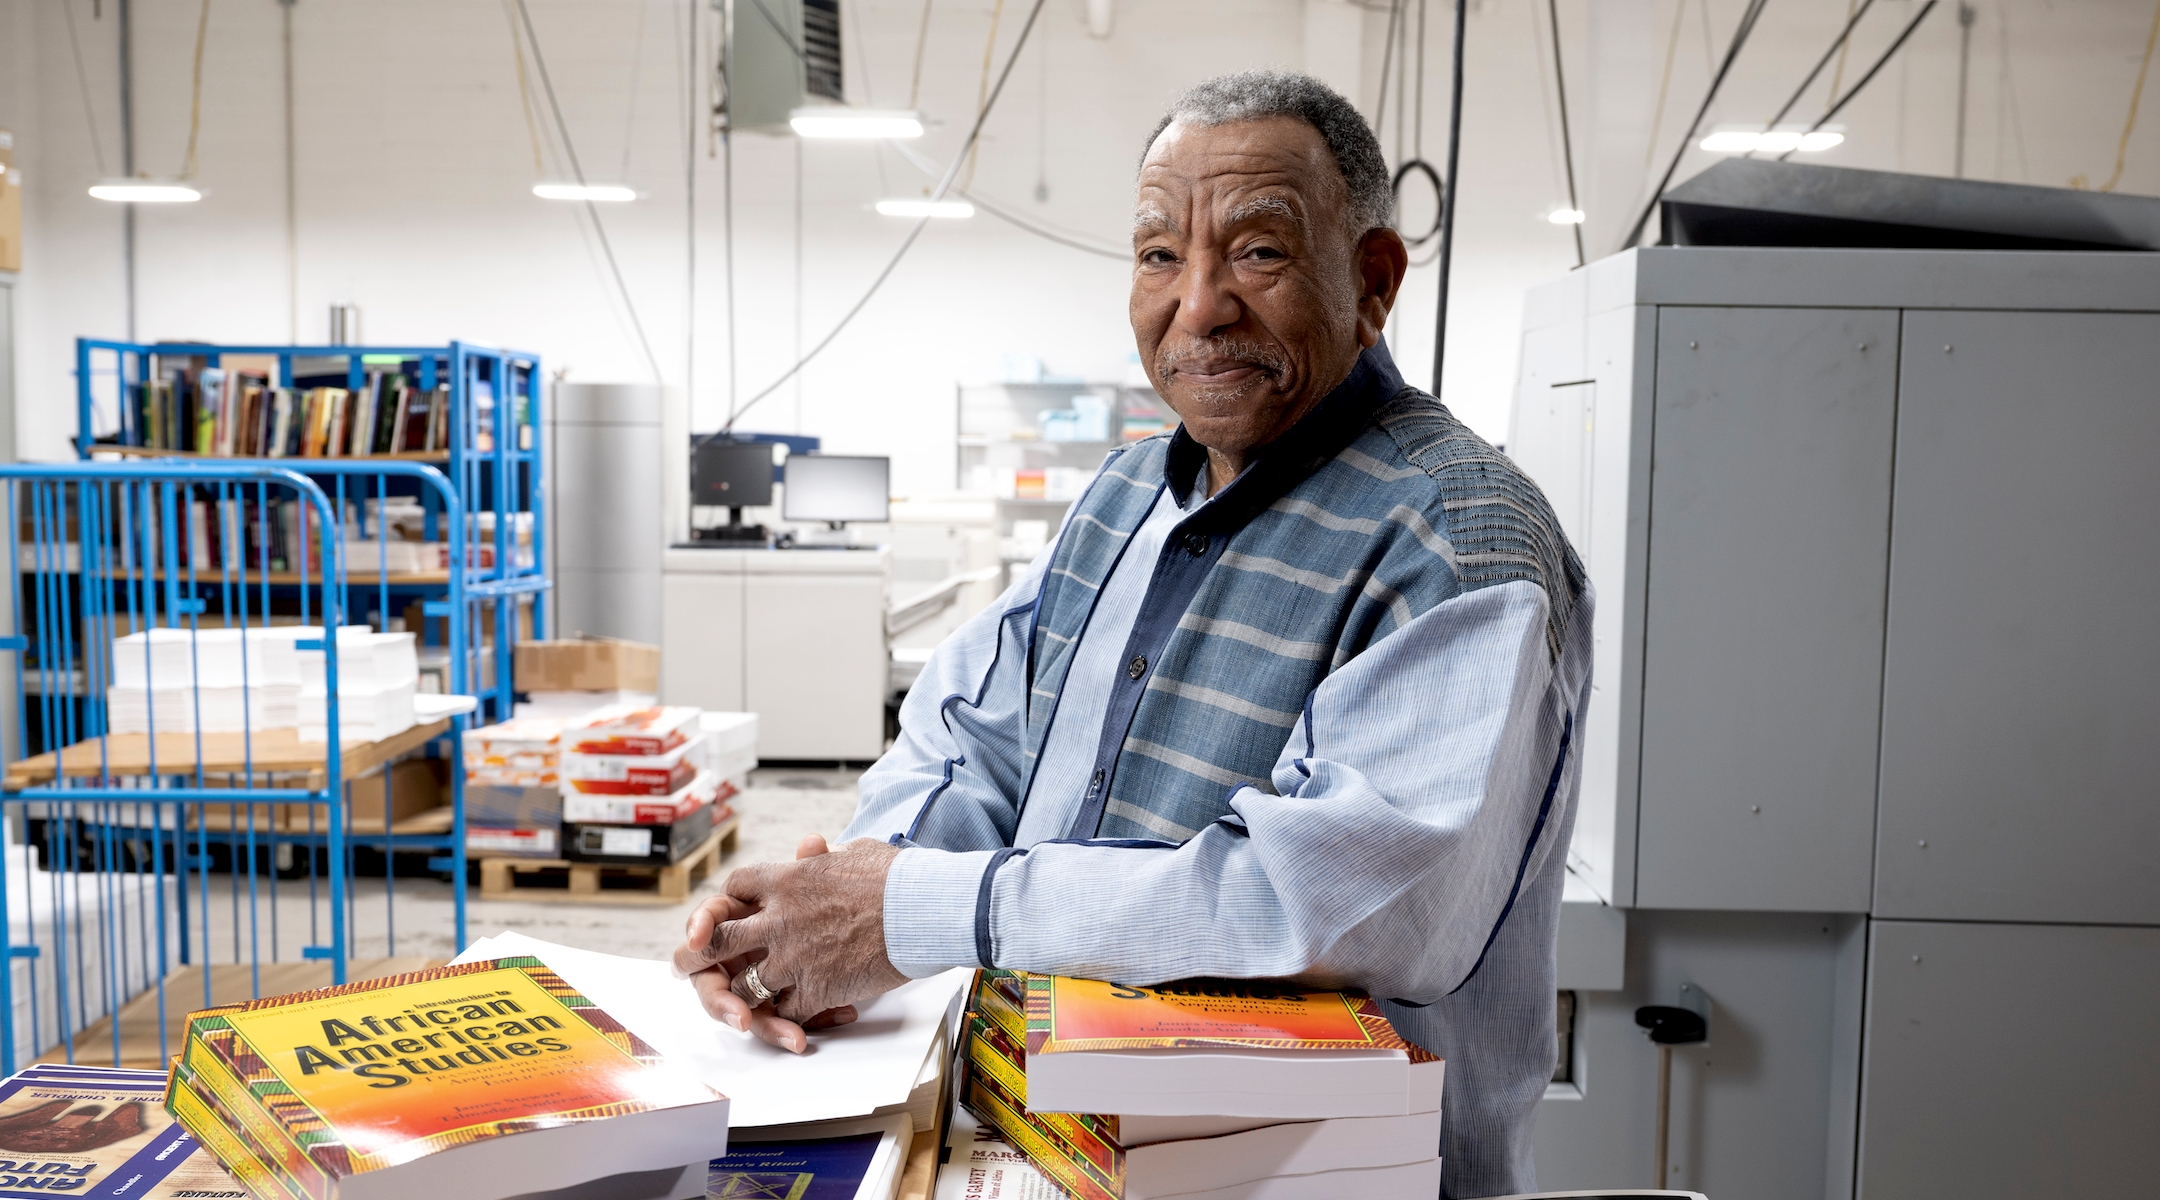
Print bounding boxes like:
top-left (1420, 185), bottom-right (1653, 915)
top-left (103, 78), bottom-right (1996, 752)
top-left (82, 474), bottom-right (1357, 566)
top-left (1431, 0), bottom-right (1466, 393)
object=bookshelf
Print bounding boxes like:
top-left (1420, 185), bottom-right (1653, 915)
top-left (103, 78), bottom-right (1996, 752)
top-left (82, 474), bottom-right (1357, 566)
top-left (72, 339), bottom-right (550, 725)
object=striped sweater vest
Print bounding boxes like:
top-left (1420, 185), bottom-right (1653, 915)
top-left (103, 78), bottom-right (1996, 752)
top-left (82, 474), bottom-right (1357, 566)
top-left (1023, 384), bottom-right (1585, 843)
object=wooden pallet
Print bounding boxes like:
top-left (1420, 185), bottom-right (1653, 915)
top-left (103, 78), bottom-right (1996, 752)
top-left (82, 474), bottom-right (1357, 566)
top-left (475, 814), bottom-right (739, 906)
top-left (34, 957), bottom-right (447, 1070)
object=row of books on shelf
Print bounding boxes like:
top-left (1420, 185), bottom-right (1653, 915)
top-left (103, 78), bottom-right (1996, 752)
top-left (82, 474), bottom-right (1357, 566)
top-left (117, 364), bottom-right (504, 457)
top-left (12, 499), bottom-right (532, 577)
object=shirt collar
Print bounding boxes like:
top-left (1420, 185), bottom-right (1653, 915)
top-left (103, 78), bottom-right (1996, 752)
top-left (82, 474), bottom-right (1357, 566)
top-left (1164, 338), bottom-right (1406, 531)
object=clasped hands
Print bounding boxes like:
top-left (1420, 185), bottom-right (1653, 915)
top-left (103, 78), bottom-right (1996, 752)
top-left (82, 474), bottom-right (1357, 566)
top-left (670, 833), bottom-right (907, 1053)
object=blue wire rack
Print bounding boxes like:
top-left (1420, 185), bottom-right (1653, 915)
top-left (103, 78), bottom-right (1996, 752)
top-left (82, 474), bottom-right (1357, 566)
top-left (72, 339), bottom-right (550, 726)
top-left (0, 460), bottom-right (474, 1073)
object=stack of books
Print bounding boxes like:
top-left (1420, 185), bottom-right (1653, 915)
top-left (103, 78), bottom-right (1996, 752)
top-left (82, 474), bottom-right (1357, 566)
top-left (0, 1063), bottom-right (244, 1198)
top-left (165, 956), bottom-right (728, 1200)
top-left (960, 971), bottom-right (1444, 1199)
top-left (297, 627), bottom-right (418, 743)
top-left (559, 706), bottom-right (730, 867)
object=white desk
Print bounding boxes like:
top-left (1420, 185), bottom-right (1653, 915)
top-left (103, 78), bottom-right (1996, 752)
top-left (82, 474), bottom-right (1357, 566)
top-left (661, 546), bottom-right (890, 760)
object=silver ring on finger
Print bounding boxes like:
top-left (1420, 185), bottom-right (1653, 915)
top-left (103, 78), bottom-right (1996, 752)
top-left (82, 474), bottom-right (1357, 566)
top-left (741, 962), bottom-right (776, 1005)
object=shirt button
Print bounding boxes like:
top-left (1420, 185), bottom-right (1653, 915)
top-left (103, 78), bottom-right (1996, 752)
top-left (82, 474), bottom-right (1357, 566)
top-left (1183, 533), bottom-right (1209, 558)
top-left (1127, 655), bottom-right (1148, 680)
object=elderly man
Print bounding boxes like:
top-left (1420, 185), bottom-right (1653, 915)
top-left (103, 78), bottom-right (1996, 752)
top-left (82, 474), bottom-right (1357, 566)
top-left (673, 70), bottom-right (1591, 1198)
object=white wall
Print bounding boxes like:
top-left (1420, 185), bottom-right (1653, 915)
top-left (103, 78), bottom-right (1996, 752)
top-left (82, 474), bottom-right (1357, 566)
top-left (4, 0), bottom-right (2158, 491)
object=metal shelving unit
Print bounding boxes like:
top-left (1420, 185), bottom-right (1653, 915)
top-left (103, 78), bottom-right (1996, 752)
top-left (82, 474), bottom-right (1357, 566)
top-left (955, 381), bottom-right (1169, 579)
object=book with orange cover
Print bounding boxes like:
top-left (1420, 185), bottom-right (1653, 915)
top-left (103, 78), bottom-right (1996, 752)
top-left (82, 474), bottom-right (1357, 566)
top-left (166, 956), bottom-right (728, 1200)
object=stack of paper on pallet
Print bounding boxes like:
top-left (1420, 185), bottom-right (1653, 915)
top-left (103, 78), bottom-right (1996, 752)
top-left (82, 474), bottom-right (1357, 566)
top-left (559, 707), bottom-right (727, 867)
top-left (959, 971), bottom-right (1443, 1200)
top-left (462, 717), bottom-right (568, 857)
top-left (165, 956), bottom-right (728, 1200)
top-left (4, 844), bottom-right (179, 1066)
top-left (298, 627), bottom-right (418, 742)
top-left (0, 1063), bottom-right (245, 1198)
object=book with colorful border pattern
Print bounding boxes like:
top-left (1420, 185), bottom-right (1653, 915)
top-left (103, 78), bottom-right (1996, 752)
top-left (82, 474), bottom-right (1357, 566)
top-left (166, 957), bottom-right (727, 1200)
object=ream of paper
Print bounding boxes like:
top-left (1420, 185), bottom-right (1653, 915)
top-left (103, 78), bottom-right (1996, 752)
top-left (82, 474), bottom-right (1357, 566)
top-left (450, 930), bottom-right (969, 1128)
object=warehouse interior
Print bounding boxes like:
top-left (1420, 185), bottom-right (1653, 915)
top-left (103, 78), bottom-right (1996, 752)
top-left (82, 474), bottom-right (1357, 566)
top-left (0, 2), bottom-right (2153, 1199)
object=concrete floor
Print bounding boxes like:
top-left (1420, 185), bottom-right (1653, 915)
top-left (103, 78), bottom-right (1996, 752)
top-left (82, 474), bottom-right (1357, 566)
top-left (282, 766), bottom-right (866, 964)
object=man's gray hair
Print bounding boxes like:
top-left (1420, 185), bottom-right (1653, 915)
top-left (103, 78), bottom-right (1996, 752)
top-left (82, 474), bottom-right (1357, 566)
top-left (1145, 70), bottom-right (1394, 236)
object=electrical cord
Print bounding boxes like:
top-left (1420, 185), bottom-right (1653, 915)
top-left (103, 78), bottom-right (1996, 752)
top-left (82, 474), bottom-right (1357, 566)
top-left (1748, 0), bottom-right (1879, 157)
top-left (889, 141), bottom-right (1126, 257)
top-left (1778, 0), bottom-right (1939, 162)
top-left (512, 0), bottom-right (664, 383)
top-left (1619, 0), bottom-right (1772, 253)
top-left (1545, 0), bottom-right (1584, 267)
top-left (2098, 0), bottom-right (2160, 191)
top-left (180, 0), bottom-right (210, 178)
top-left (721, 0), bottom-right (1053, 433)
top-left (63, 0), bottom-right (110, 177)
top-left (1431, 0), bottom-right (1467, 390)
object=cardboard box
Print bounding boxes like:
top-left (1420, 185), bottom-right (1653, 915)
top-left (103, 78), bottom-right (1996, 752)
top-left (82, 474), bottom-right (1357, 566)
top-left (515, 638), bottom-right (660, 693)
top-left (347, 758), bottom-right (442, 828)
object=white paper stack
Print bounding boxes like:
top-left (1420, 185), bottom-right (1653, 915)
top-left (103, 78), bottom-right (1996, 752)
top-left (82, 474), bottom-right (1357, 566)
top-left (106, 626), bottom-right (313, 734)
top-left (299, 626), bottom-right (419, 742)
top-left (690, 711), bottom-right (760, 791)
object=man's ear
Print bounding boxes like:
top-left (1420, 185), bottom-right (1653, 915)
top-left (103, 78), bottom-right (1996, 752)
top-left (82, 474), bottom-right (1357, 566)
top-left (1354, 226), bottom-right (1410, 349)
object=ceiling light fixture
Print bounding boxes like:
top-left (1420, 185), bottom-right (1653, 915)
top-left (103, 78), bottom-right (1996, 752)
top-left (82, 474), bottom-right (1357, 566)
top-left (88, 180), bottom-right (203, 203)
top-left (1547, 208), bottom-right (1586, 225)
top-left (1700, 126), bottom-right (1846, 154)
top-left (792, 109), bottom-right (925, 140)
top-left (533, 183), bottom-right (637, 202)
top-left (876, 198), bottom-right (975, 219)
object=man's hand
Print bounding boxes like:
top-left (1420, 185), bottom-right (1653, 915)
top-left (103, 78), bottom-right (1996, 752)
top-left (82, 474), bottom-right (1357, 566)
top-left (671, 834), bottom-right (906, 1053)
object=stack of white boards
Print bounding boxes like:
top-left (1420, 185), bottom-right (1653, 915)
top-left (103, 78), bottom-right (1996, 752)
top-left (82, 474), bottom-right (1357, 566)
top-left (298, 625), bottom-right (418, 741)
top-left (106, 625), bottom-right (313, 734)
top-left (962, 971), bottom-right (1443, 1200)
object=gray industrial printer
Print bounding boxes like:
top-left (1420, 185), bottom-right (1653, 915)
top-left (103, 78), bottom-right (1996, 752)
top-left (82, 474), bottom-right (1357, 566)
top-left (1511, 242), bottom-right (2160, 1198)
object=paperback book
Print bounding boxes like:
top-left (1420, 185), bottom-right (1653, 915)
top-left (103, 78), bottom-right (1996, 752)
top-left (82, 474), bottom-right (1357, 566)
top-left (165, 956), bottom-right (727, 1200)
top-left (0, 1063), bottom-right (244, 1200)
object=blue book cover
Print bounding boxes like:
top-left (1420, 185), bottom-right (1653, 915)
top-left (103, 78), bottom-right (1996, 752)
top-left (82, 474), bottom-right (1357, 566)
top-left (707, 1131), bottom-right (884, 1200)
top-left (0, 1068), bottom-right (235, 1200)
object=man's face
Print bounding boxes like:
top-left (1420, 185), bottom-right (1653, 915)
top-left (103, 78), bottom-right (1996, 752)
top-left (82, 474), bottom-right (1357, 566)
top-left (1130, 117), bottom-right (1403, 466)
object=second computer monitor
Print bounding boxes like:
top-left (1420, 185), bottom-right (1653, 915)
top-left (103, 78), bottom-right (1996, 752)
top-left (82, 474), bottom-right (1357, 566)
top-left (783, 454), bottom-right (890, 527)
top-left (692, 438), bottom-right (776, 509)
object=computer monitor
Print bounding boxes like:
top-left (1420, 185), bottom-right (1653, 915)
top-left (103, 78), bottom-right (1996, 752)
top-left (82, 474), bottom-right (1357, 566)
top-left (692, 439), bottom-right (776, 509)
top-left (783, 455), bottom-right (890, 527)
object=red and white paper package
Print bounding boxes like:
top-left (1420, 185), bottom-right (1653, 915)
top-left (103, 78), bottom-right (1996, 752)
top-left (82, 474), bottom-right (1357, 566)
top-left (562, 734), bottom-right (705, 796)
top-left (566, 705), bottom-right (701, 757)
top-left (561, 767), bottom-right (724, 825)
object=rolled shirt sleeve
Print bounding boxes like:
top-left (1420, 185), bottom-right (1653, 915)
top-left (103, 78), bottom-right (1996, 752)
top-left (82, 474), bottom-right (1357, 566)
top-left (878, 577), bottom-right (1591, 1002)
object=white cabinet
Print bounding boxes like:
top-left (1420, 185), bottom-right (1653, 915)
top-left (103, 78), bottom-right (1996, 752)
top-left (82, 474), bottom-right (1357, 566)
top-left (661, 547), bottom-right (889, 761)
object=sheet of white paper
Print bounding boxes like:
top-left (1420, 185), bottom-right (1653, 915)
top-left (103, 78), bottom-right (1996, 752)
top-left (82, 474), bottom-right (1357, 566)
top-left (451, 930), bottom-right (970, 1128)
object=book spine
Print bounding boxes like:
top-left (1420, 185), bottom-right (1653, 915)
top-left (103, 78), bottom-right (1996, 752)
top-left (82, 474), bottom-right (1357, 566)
top-left (173, 1043), bottom-right (335, 1200)
top-left (976, 974), bottom-right (1027, 1047)
top-left (962, 1066), bottom-right (1123, 1200)
top-left (166, 1065), bottom-right (311, 1200)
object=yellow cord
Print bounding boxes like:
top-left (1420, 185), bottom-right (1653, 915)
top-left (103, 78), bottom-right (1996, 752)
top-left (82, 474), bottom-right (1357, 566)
top-left (964, 0), bottom-right (1006, 191)
top-left (502, 0), bottom-right (547, 177)
top-left (180, 0), bottom-right (212, 179)
top-left (2100, 0), bottom-right (2160, 192)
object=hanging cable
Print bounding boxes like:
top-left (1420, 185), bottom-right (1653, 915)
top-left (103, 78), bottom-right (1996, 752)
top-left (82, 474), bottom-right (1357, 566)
top-left (62, 0), bottom-right (110, 177)
top-left (1413, 0), bottom-right (1428, 157)
top-left (180, 0), bottom-right (211, 178)
top-left (1431, 0), bottom-right (1466, 392)
top-left (1545, 0), bottom-right (1584, 267)
top-left (502, 0), bottom-right (547, 176)
top-left (1645, 0), bottom-right (1685, 169)
top-left (2098, 0), bottom-right (2160, 191)
top-left (1618, 0), bottom-right (1772, 253)
top-left (1778, 0), bottom-right (1940, 162)
top-left (890, 140), bottom-right (1125, 258)
top-left (1376, 0), bottom-right (1404, 138)
top-left (722, 0), bottom-right (1053, 432)
top-left (908, 0), bottom-right (936, 110)
top-left (1390, 0), bottom-right (1441, 250)
top-left (964, 0), bottom-right (1007, 190)
top-left (1748, 0), bottom-right (1878, 156)
top-left (512, 0), bottom-right (664, 383)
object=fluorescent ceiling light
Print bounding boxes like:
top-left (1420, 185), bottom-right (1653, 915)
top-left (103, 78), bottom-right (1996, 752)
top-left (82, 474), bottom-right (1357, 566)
top-left (792, 109), bottom-right (925, 139)
top-left (877, 198), bottom-right (975, 219)
top-left (88, 180), bottom-right (202, 203)
top-left (533, 182), bottom-right (637, 202)
top-left (1700, 127), bottom-right (1845, 154)
top-left (1546, 208), bottom-right (1586, 225)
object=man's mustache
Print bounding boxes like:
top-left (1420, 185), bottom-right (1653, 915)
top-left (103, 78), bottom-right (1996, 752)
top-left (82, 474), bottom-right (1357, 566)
top-left (1155, 338), bottom-right (1286, 381)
